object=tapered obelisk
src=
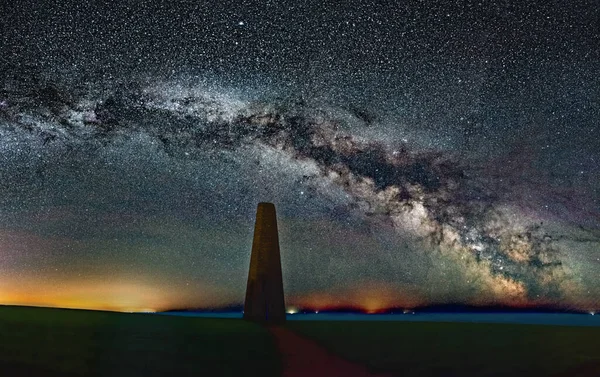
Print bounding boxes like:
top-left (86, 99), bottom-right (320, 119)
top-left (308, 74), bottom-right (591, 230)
top-left (244, 202), bottom-right (286, 324)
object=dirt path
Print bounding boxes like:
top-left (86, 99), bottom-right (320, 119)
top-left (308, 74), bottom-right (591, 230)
top-left (269, 326), bottom-right (395, 377)
top-left (550, 362), bottom-right (600, 377)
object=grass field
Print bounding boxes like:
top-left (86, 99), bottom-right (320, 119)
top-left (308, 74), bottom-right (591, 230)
top-left (287, 320), bottom-right (600, 377)
top-left (0, 306), bottom-right (280, 377)
top-left (2, 306), bottom-right (600, 377)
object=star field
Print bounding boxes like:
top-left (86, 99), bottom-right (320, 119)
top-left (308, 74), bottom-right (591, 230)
top-left (0, 0), bottom-right (599, 312)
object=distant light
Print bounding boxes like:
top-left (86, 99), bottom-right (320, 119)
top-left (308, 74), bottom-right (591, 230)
top-left (286, 307), bottom-right (298, 314)
top-left (315, 310), bottom-right (319, 314)
top-left (591, 311), bottom-right (596, 316)
top-left (125, 308), bottom-right (156, 313)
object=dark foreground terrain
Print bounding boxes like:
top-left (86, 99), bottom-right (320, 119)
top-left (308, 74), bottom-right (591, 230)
top-left (0, 306), bottom-right (279, 377)
top-left (288, 320), bottom-right (600, 377)
top-left (1, 306), bottom-right (599, 376)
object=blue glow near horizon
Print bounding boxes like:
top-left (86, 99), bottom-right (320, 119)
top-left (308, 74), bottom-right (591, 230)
top-left (157, 312), bottom-right (600, 327)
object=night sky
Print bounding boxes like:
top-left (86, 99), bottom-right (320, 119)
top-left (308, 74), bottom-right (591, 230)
top-left (1, 0), bottom-right (599, 313)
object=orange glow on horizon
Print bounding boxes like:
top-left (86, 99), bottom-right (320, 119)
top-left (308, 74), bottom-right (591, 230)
top-left (289, 282), bottom-right (426, 313)
top-left (0, 274), bottom-right (238, 313)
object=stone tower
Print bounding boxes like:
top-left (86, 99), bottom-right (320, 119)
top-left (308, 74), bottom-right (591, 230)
top-left (244, 202), bottom-right (286, 324)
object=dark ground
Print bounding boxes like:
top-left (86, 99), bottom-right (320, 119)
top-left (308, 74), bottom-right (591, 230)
top-left (0, 306), bottom-right (280, 377)
top-left (1, 306), bottom-right (599, 376)
top-left (288, 320), bottom-right (600, 377)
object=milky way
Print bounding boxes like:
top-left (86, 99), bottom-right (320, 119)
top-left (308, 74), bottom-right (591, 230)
top-left (1, 0), bottom-right (599, 311)
top-left (1, 72), bottom-right (598, 310)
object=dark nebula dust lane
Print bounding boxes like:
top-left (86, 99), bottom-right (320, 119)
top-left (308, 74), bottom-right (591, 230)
top-left (0, 0), bottom-right (599, 312)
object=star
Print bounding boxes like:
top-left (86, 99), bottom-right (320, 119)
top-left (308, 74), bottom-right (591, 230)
top-left (0, 0), bottom-right (597, 313)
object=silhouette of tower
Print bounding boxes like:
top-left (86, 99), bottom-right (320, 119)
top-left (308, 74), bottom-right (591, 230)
top-left (244, 202), bottom-right (286, 324)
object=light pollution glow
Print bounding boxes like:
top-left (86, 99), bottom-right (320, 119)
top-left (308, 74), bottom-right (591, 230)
top-left (0, 274), bottom-right (238, 313)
